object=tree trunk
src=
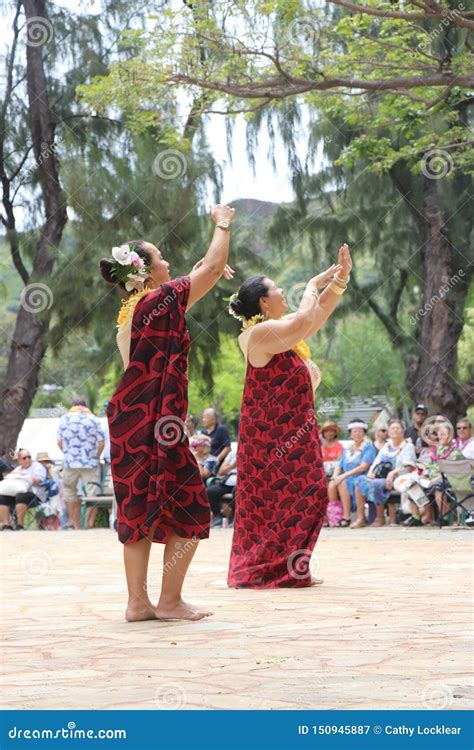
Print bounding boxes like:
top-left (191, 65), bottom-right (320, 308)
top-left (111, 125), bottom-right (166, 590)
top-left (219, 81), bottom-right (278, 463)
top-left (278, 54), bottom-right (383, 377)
top-left (405, 175), bottom-right (470, 425)
top-left (0, 0), bottom-right (67, 457)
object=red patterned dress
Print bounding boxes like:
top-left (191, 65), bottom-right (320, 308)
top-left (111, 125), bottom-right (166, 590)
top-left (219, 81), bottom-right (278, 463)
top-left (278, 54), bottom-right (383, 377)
top-left (228, 348), bottom-right (328, 588)
top-left (106, 276), bottom-right (210, 545)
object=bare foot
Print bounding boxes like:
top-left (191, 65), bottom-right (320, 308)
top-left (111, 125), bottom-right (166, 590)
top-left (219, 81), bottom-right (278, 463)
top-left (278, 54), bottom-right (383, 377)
top-left (155, 598), bottom-right (214, 621)
top-left (125, 601), bottom-right (157, 622)
top-left (372, 519), bottom-right (385, 527)
top-left (311, 577), bottom-right (324, 586)
top-left (350, 518), bottom-right (366, 529)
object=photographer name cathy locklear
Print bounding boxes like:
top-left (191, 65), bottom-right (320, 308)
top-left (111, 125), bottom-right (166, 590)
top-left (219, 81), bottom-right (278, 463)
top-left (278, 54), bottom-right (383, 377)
top-left (386, 726), bottom-right (461, 737)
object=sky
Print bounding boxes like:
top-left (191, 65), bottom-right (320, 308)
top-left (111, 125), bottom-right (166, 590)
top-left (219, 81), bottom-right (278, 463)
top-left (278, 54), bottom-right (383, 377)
top-left (1, 0), bottom-right (313, 213)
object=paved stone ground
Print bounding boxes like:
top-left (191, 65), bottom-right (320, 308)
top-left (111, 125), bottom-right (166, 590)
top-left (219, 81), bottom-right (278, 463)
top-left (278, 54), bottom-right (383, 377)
top-left (1, 526), bottom-right (472, 710)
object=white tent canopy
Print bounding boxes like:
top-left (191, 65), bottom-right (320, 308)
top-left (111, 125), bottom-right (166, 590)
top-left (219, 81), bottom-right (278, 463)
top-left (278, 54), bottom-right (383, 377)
top-left (16, 417), bottom-right (110, 463)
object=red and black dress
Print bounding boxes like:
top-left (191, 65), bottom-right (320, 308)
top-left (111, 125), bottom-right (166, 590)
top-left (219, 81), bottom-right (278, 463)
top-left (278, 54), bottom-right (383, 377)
top-left (106, 276), bottom-right (210, 545)
top-left (228, 349), bottom-right (328, 588)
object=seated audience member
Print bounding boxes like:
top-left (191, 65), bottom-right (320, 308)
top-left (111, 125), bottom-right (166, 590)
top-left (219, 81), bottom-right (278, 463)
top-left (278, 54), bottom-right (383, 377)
top-left (463, 439), bottom-right (474, 460)
top-left (405, 403), bottom-right (429, 456)
top-left (373, 424), bottom-right (388, 452)
top-left (454, 418), bottom-right (473, 452)
top-left (201, 408), bottom-right (231, 464)
top-left (352, 420), bottom-right (416, 528)
top-left (0, 455), bottom-right (14, 481)
top-left (34, 451), bottom-right (61, 530)
top-left (327, 420), bottom-right (377, 528)
top-left (190, 435), bottom-right (218, 481)
top-left (184, 414), bottom-right (199, 439)
top-left (0, 449), bottom-right (47, 530)
top-left (321, 422), bottom-right (344, 474)
top-left (416, 422), bottom-right (464, 526)
top-left (208, 448), bottom-right (237, 528)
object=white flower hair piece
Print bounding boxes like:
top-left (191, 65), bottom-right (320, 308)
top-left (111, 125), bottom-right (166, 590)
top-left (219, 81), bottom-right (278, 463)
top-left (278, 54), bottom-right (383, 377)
top-left (226, 291), bottom-right (244, 321)
top-left (112, 244), bottom-right (132, 265)
top-left (110, 243), bottom-right (152, 292)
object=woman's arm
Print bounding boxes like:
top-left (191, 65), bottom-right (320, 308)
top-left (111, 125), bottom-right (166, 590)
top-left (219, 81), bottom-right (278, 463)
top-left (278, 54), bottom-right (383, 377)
top-left (250, 264), bottom-right (342, 356)
top-left (218, 456), bottom-right (237, 476)
top-left (339, 461), bottom-right (371, 481)
top-left (303, 244), bottom-right (352, 339)
top-left (187, 204), bottom-right (236, 311)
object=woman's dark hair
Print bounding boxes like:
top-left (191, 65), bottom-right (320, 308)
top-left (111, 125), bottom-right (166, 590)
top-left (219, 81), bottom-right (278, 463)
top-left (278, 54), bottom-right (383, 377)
top-left (99, 240), bottom-right (153, 292)
top-left (229, 274), bottom-right (269, 320)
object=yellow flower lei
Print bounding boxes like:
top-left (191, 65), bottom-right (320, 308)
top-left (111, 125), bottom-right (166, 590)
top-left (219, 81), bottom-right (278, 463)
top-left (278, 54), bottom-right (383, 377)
top-left (242, 315), bottom-right (312, 361)
top-left (116, 287), bottom-right (154, 329)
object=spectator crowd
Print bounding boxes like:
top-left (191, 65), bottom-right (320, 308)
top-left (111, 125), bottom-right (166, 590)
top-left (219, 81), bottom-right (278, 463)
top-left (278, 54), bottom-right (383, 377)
top-left (0, 400), bottom-right (472, 531)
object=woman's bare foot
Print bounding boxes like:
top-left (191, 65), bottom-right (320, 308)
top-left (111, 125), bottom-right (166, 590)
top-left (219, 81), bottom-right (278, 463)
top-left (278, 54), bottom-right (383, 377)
top-left (155, 598), bottom-right (214, 621)
top-left (371, 519), bottom-right (385, 527)
top-left (350, 518), bottom-right (366, 529)
top-left (311, 577), bottom-right (324, 586)
top-left (125, 602), bottom-right (157, 622)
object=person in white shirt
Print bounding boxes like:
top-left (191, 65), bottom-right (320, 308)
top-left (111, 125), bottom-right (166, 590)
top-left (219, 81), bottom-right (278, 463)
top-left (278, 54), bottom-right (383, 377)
top-left (0, 449), bottom-right (47, 530)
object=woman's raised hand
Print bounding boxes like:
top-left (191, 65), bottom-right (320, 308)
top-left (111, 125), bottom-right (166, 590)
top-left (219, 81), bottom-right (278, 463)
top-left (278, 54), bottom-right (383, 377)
top-left (312, 263), bottom-right (343, 289)
top-left (338, 243), bottom-right (352, 279)
top-left (210, 204), bottom-right (236, 225)
top-left (193, 257), bottom-right (235, 280)
top-left (222, 264), bottom-right (235, 280)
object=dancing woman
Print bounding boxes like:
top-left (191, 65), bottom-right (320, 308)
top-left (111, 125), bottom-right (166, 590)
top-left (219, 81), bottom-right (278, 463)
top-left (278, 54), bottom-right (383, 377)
top-left (227, 244), bottom-right (352, 588)
top-left (99, 204), bottom-right (235, 621)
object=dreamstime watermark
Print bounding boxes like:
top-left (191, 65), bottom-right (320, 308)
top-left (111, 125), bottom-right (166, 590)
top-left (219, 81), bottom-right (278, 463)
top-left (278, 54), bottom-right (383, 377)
top-left (420, 148), bottom-right (454, 180)
top-left (20, 282), bottom-right (54, 314)
top-left (286, 16), bottom-right (321, 47)
top-left (287, 548), bottom-right (313, 580)
top-left (154, 416), bottom-right (186, 446)
top-left (21, 136), bottom-right (64, 185)
top-left (411, 3), bottom-right (465, 59)
top-left (142, 287), bottom-right (180, 326)
top-left (164, 539), bottom-right (196, 575)
top-left (274, 409), bottom-right (317, 459)
top-left (152, 149), bottom-right (187, 180)
top-left (153, 683), bottom-right (187, 709)
top-left (410, 270), bottom-right (465, 325)
top-left (20, 550), bottom-right (53, 579)
top-left (25, 16), bottom-right (54, 46)
top-left (285, 281), bottom-right (309, 312)
top-left (8, 722), bottom-right (126, 740)
top-left (421, 681), bottom-right (454, 709)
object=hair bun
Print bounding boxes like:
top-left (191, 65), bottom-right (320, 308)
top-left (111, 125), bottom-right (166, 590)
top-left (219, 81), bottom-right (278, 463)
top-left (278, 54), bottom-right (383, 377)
top-left (99, 258), bottom-right (117, 286)
top-left (230, 297), bottom-right (243, 313)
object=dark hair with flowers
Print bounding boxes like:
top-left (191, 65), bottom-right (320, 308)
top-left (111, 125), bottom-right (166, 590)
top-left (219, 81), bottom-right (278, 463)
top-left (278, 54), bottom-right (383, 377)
top-left (99, 241), bottom-right (153, 293)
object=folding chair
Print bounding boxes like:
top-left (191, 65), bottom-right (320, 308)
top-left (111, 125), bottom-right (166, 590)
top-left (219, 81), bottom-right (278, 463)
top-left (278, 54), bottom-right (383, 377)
top-left (21, 480), bottom-right (60, 530)
top-left (435, 459), bottom-right (474, 528)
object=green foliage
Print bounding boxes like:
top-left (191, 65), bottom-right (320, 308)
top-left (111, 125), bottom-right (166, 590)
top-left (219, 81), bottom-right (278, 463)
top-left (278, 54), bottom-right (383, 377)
top-left (79, 0), bottom-right (473, 175)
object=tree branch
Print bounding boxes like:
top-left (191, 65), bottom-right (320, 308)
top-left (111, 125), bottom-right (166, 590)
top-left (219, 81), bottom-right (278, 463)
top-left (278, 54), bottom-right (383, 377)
top-left (390, 268), bottom-right (409, 318)
top-left (351, 271), bottom-right (409, 345)
top-left (167, 71), bottom-right (474, 105)
top-left (326, 0), bottom-right (474, 31)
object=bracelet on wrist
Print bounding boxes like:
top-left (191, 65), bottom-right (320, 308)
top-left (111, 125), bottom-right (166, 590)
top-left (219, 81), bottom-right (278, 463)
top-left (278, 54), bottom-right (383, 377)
top-left (331, 278), bottom-right (348, 290)
top-left (334, 273), bottom-right (349, 285)
top-left (328, 282), bottom-right (345, 296)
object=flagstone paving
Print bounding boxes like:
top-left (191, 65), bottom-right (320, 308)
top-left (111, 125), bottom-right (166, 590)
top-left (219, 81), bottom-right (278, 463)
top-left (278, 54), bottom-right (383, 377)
top-left (1, 527), bottom-right (472, 710)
